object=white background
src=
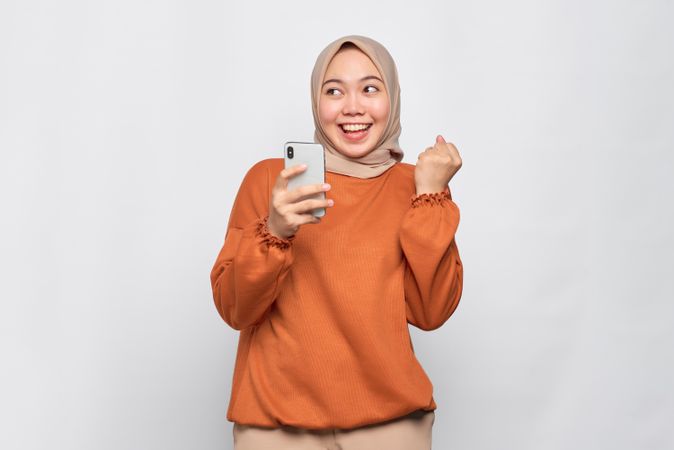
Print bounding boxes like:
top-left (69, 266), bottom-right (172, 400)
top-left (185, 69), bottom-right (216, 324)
top-left (1, 1), bottom-right (673, 449)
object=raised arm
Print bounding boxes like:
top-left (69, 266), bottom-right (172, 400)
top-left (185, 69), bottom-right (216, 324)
top-left (399, 188), bottom-right (463, 331)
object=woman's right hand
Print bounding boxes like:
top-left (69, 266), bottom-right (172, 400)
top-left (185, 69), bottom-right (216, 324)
top-left (267, 164), bottom-right (334, 239)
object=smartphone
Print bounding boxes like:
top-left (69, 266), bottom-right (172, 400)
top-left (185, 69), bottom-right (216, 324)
top-left (284, 141), bottom-right (326, 218)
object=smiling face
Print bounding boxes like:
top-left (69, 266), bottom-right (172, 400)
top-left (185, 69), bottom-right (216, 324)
top-left (318, 46), bottom-right (390, 159)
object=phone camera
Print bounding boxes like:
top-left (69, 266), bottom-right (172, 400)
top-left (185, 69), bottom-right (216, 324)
top-left (287, 146), bottom-right (294, 159)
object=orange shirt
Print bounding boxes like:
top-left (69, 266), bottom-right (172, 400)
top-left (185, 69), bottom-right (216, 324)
top-left (210, 157), bottom-right (463, 430)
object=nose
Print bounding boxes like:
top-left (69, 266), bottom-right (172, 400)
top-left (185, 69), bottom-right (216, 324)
top-left (342, 93), bottom-right (364, 115)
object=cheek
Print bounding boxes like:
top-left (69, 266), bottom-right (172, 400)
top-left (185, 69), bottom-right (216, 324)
top-left (372, 99), bottom-right (390, 122)
top-left (318, 99), bottom-right (340, 126)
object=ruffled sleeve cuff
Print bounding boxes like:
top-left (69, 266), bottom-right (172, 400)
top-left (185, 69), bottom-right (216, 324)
top-left (410, 190), bottom-right (453, 208)
top-left (255, 216), bottom-right (295, 250)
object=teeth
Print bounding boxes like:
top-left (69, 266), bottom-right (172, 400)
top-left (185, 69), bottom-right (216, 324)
top-left (341, 124), bottom-right (371, 132)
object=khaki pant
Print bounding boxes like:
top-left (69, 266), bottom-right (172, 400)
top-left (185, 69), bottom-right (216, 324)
top-left (233, 409), bottom-right (435, 450)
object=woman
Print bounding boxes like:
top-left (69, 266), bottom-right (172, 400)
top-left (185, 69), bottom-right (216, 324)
top-left (210, 35), bottom-right (463, 450)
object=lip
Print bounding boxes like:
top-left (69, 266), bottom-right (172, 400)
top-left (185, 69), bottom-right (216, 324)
top-left (339, 124), bottom-right (371, 142)
top-left (338, 123), bottom-right (373, 131)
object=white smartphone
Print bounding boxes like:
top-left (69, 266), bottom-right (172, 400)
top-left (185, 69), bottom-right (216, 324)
top-left (283, 141), bottom-right (326, 218)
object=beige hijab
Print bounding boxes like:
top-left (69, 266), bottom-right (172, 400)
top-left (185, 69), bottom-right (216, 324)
top-left (311, 35), bottom-right (404, 179)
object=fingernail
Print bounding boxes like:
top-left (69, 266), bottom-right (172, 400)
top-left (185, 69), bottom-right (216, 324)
top-left (327, 199), bottom-right (334, 206)
top-left (323, 183), bottom-right (331, 190)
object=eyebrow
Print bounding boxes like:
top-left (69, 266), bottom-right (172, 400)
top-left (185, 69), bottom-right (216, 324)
top-left (322, 75), bottom-right (384, 87)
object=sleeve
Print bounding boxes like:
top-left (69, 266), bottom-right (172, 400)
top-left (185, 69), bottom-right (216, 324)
top-left (399, 186), bottom-right (463, 331)
top-left (209, 160), bottom-right (295, 330)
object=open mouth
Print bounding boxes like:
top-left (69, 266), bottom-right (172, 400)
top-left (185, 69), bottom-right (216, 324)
top-left (339, 124), bottom-right (372, 133)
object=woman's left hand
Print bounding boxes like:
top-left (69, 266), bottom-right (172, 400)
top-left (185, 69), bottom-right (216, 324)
top-left (414, 135), bottom-right (462, 195)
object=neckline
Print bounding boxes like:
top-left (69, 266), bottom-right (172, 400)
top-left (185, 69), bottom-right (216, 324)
top-left (326, 162), bottom-right (400, 181)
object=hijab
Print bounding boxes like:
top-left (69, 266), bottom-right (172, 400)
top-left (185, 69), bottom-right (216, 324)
top-left (310, 35), bottom-right (404, 179)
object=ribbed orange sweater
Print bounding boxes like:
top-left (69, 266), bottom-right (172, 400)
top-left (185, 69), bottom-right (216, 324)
top-left (210, 157), bottom-right (463, 430)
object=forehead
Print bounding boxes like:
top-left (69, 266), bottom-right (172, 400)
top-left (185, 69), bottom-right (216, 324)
top-left (323, 47), bottom-right (381, 80)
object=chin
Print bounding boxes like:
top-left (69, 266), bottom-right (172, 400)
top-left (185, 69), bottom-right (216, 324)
top-left (334, 144), bottom-right (376, 159)
top-left (329, 131), bottom-right (382, 159)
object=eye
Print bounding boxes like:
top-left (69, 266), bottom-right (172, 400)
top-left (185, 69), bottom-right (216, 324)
top-left (325, 87), bottom-right (341, 96)
top-left (364, 85), bottom-right (379, 93)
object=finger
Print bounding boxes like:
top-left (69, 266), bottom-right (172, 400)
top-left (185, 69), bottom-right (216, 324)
top-left (274, 164), bottom-right (307, 190)
top-left (435, 135), bottom-right (452, 154)
top-left (303, 214), bottom-right (322, 225)
top-left (444, 142), bottom-right (461, 161)
top-left (289, 197), bottom-right (332, 215)
top-left (434, 137), bottom-right (457, 158)
top-left (418, 147), bottom-right (432, 159)
top-left (286, 182), bottom-right (330, 203)
top-left (291, 211), bottom-right (322, 226)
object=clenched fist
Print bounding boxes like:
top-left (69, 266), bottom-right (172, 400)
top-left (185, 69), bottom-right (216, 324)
top-left (414, 135), bottom-right (462, 195)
